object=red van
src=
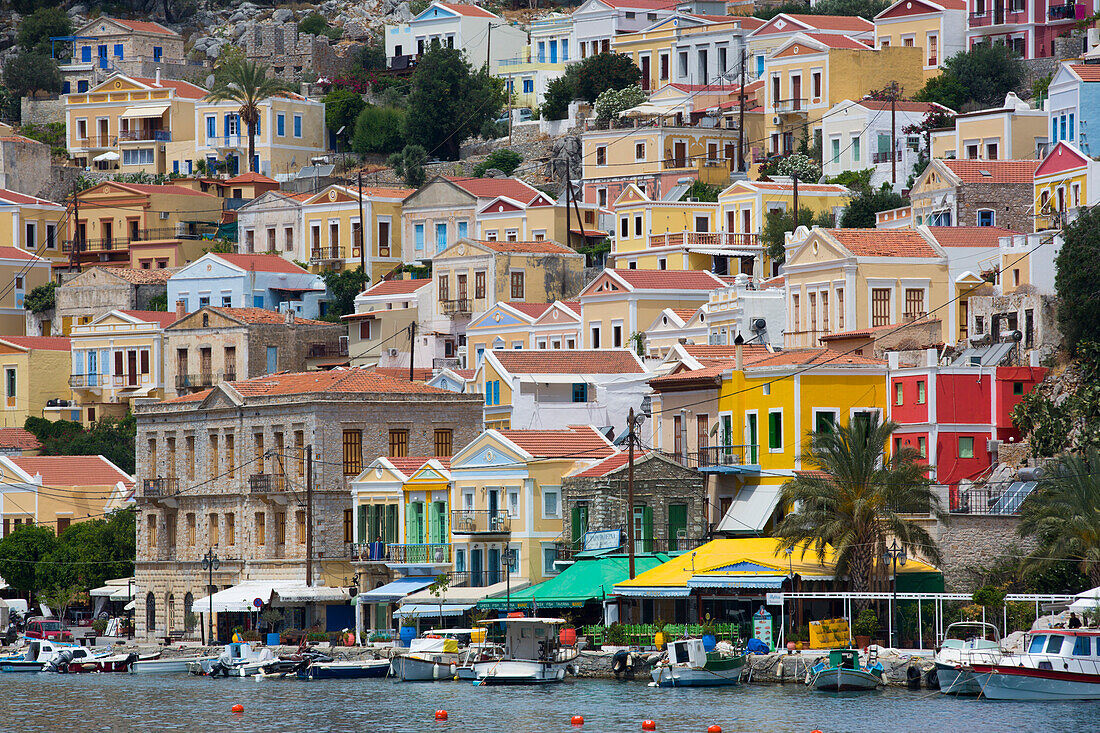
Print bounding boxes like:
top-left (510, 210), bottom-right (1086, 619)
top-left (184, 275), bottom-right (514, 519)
top-left (24, 617), bottom-right (73, 642)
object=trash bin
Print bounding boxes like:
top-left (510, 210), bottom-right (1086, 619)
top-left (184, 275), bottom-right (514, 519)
top-left (267, 632), bottom-right (280, 646)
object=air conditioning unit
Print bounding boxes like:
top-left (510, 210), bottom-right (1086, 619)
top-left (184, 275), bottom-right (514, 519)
top-left (772, 115), bottom-right (782, 125)
top-left (987, 439), bottom-right (1001, 453)
top-left (387, 348), bottom-right (399, 357)
top-left (159, 211), bottom-right (170, 220)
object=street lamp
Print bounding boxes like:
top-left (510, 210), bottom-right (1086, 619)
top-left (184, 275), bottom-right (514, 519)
top-left (201, 548), bottom-right (220, 646)
top-left (883, 540), bottom-right (907, 648)
top-left (502, 547), bottom-right (516, 614)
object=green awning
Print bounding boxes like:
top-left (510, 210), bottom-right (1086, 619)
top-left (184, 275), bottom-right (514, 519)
top-left (479, 554), bottom-right (670, 610)
top-left (896, 571), bottom-right (945, 593)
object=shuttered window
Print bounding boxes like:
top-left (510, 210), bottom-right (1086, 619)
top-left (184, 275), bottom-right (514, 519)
top-left (904, 288), bottom-right (925, 319)
top-left (389, 429), bottom-right (408, 458)
top-left (872, 288), bottom-right (891, 327)
top-left (342, 429), bottom-right (362, 475)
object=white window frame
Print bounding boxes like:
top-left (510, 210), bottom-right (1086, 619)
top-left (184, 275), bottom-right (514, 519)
top-left (506, 488), bottom-right (520, 518)
top-left (541, 542), bottom-right (560, 575)
top-left (541, 486), bottom-right (561, 519)
top-left (767, 407), bottom-right (784, 453)
top-left (812, 407), bottom-right (840, 433)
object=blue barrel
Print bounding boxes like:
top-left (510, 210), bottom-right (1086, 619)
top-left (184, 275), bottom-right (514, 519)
top-left (266, 633), bottom-right (280, 646)
top-left (399, 627), bottom-right (416, 647)
top-left (702, 634), bottom-right (717, 652)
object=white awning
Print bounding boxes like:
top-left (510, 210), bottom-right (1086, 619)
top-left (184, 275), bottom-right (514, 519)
top-left (192, 581), bottom-right (298, 613)
top-left (715, 483), bottom-right (782, 534)
top-left (272, 586), bottom-right (350, 604)
top-left (358, 577), bottom-right (435, 603)
top-left (92, 151), bottom-right (120, 162)
top-left (401, 578), bottom-right (530, 606)
top-left (1070, 586), bottom-right (1100, 611)
top-left (619, 101), bottom-right (681, 118)
top-left (394, 603), bottom-right (475, 618)
top-left (120, 104), bottom-right (170, 118)
top-left (89, 577), bottom-right (135, 600)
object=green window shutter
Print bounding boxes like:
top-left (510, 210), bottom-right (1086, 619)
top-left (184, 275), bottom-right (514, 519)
top-left (668, 503), bottom-right (687, 551)
top-left (357, 505), bottom-right (367, 543)
top-left (641, 505), bottom-right (654, 551)
top-left (385, 504), bottom-right (398, 544)
top-left (769, 412), bottom-right (782, 450)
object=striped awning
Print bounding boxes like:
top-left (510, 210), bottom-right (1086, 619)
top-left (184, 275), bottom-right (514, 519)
top-left (687, 575), bottom-right (785, 590)
top-left (613, 586), bottom-right (691, 599)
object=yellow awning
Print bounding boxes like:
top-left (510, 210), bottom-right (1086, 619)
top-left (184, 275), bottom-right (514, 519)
top-left (120, 104), bottom-right (170, 118)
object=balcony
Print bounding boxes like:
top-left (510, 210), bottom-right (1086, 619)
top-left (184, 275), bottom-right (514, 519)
top-left (388, 54), bottom-right (418, 71)
top-left (68, 374), bottom-right (103, 388)
top-left (118, 129), bottom-right (171, 143)
top-left (1049, 2), bottom-right (1078, 19)
top-left (176, 373), bottom-right (216, 391)
top-left (306, 343), bottom-right (349, 359)
top-left (647, 232), bottom-right (760, 252)
top-left (773, 98), bottom-right (808, 115)
top-left (872, 150), bottom-right (902, 164)
top-left (75, 135), bottom-right (114, 149)
top-left (969, 6), bottom-right (1028, 25)
top-left (133, 226), bottom-right (216, 242)
top-left (249, 473), bottom-right (288, 494)
top-left (950, 482), bottom-right (1038, 515)
top-left (441, 299), bottom-right (472, 316)
top-left (350, 542), bottom-right (452, 564)
top-left (61, 237), bottom-right (129, 253)
top-left (142, 477), bottom-right (178, 499)
top-left (310, 246), bottom-right (343, 262)
top-left (677, 445), bottom-right (759, 471)
top-left (450, 509), bottom-right (511, 535)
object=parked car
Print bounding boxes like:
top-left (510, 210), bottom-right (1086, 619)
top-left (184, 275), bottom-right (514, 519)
top-left (24, 616), bottom-right (74, 642)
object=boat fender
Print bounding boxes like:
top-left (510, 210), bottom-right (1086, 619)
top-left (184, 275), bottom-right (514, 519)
top-left (925, 667), bottom-right (940, 690)
top-left (450, 663), bottom-right (457, 676)
top-left (906, 664), bottom-right (922, 689)
top-left (776, 661), bottom-right (783, 680)
top-left (881, 672), bottom-right (889, 685)
top-left (611, 650), bottom-right (629, 679)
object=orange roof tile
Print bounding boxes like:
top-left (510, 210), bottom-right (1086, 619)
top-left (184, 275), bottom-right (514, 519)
top-left (224, 172), bottom-right (278, 185)
top-left (670, 308), bottom-right (699, 322)
top-left (570, 450), bottom-right (638, 478)
top-left (0, 427), bottom-right (41, 451)
top-left (475, 239), bottom-right (577, 255)
top-left (113, 19), bottom-right (178, 35)
top-left (130, 77), bottom-right (208, 100)
top-left (439, 2), bottom-right (498, 17)
top-left (783, 14), bottom-right (874, 31)
top-left (219, 369), bottom-right (449, 397)
top-left (819, 317), bottom-right (940, 341)
top-left (648, 363), bottom-right (731, 388)
top-left (609, 269), bottom-right (726, 290)
top-left (91, 266), bottom-right (174, 284)
top-left (0, 188), bottom-right (61, 207)
top-left (1069, 64), bottom-right (1100, 82)
top-left (492, 349), bottom-right (645, 374)
top-left (109, 182), bottom-right (217, 197)
top-left (386, 457), bottom-right (451, 474)
top-left (9, 455), bottom-right (133, 488)
top-left (360, 279), bottom-right (432, 297)
top-left (209, 307), bottom-right (331, 326)
top-left (926, 226), bottom-right (1019, 248)
top-left (682, 344), bottom-right (771, 361)
top-left (858, 100), bottom-right (952, 114)
top-left (747, 348), bottom-right (886, 368)
top-left (369, 366), bottom-right (436, 381)
top-left (446, 176), bottom-right (542, 202)
top-left (803, 32), bottom-right (871, 49)
top-left (358, 186), bottom-right (415, 199)
top-left (506, 302), bottom-right (556, 318)
top-left (215, 253), bottom-right (311, 274)
top-left (499, 426), bottom-right (615, 460)
top-left (942, 159), bottom-right (1040, 184)
top-left (0, 246), bottom-right (45, 262)
top-left (825, 228), bottom-right (939, 258)
top-left (0, 336), bottom-right (70, 351)
top-left (119, 310), bottom-right (178, 328)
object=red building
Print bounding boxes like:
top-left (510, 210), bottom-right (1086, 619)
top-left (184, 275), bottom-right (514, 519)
top-left (887, 348), bottom-right (1045, 507)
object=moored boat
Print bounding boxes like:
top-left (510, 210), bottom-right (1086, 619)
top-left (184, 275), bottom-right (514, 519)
top-left (471, 618), bottom-right (577, 685)
top-left (132, 655), bottom-right (218, 674)
top-left (392, 636), bottom-right (462, 681)
top-left (296, 659), bottom-right (392, 679)
top-left (807, 649), bottom-right (884, 692)
top-left (934, 621), bottom-right (1003, 695)
top-left (970, 628), bottom-right (1100, 700)
top-left (650, 638), bottom-right (745, 687)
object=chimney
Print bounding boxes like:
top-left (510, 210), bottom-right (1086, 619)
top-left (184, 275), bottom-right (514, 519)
top-left (175, 299), bottom-right (186, 320)
top-left (285, 309), bottom-right (295, 325)
top-left (154, 67), bottom-right (161, 87)
top-left (734, 332), bottom-right (745, 371)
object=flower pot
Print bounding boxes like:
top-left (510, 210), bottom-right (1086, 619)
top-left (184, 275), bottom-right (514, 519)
top-left (654, 631), bottom-right (666, 650)
top-left (855, 635), bottom-right (871, 649)
top-left (701, 634), bottom-right (717, 651)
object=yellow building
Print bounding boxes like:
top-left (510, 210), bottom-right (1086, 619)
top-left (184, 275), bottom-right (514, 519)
top-left (345, 278), bottom-right (432, 370)
top-left (872, 0), bottom-right (967, 80)
top-left (1033, 140), bottom-right (1099, 231)
top-left (449, 426), bottom-right (616, 585)
top-left (0, 455), bottom-right (134, 535)
top-left (68, 309), bottom-right (177, 424)
top-left (465, 301), bottom-right (558, 368)
top-left (762, 34), bottom-right (924, 156)
top-left (0, 247), bottom-right (52, 335)
top-left (930, 94), bottom-right (1048, 161)
top-left (475, 191), bottom-right (603, 250)
top-left (0, 189), bottom-right (67, 267)
top-left (747, 13), bottom-right (875, 80)
top-left (0, 337), bottom-right (74, 428)
top-left (610, 183), bottom-right (720, 271)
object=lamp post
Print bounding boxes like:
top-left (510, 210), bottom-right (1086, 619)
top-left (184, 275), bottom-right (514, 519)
top-left (883, 540), bottom-right (907, 648)
top-left (502, 547), bottom-right (515, 614)
top-left (201, 548), bottom-right (220, 646)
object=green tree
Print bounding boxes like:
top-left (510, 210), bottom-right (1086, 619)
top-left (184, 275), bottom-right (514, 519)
top-left (762, 208), bottom-right (834, 265)
top-left (594, 84), bottom-right (646, 121)
top-left (388, 144), bottom-right (428, 188)
top-left (774, 414), bottom-right (944, 602)
top-left (680, 180), bottom-right (722, 202)
top-left (915, 45), bottom-right (1025, 111)
top-left (541, 76), bottom-right (574, 121)
top-left (298, 13), bottom-right (341, 41)
top-left (839, 183), bottom-right (908, 228)
top-left (36, 510), bottom-right (135, 594)
top-left (323, 88), bottom-right (366, 145)
top-left (2, 51), bottom-right (62, 98)
top-left (405, 41), bottom-right (503, 160)
top-left (321, 266), bottom-right (369, 322)
top-left (24, 414), bottom-right (137, 474)
top-left (1018, 449), bottom-right (1100, 588)
top-left (473, 149), bottom-right (523, 177)
top-left (351, 105), bottom-right (406, 156)
top-left (1055, 205), bottom-right (1100, 352)
top-left (24, 281), bottom-right (56, 313)
top-left (571, 52), bottom-right (641, 103)
top-left (17, 7), bottom-right (71, 56)
top-left (0, 524), bottom-right (57, 596)
top-left (355, 43), bottom-right (387, 72)
top-left (204, 59), bottom-right (295, 173)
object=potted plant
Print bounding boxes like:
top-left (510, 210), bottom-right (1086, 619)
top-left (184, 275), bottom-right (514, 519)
top-left (604, 622), bottom-right (627, 651)
top-left (653, 618), bottom-right (668, 650)
top-left (92, 618), bottom-right (108, 637)
top-left (853, 609), bottom-right (878, 649)
top-left (700, 614), bottom-right (717, 651)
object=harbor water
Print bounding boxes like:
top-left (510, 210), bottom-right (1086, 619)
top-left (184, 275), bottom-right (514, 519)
top-left (0, 674), bottom-right (1095, 732)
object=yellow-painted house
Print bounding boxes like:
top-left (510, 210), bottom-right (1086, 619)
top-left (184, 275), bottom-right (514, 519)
top-left (0, 337), bottom-right (73, 428)
top-left (465, 301), bottom-right (561, 369)
top-left (1033, 141), bottom-right (1099, 231)
top-left (0, 455), bottom-right (134, 537)
top-left (930, 94), bottom-right (1048, 162)
top-left (0, 189), bottom-right (67, 267)
top-left (872, 0), bottom-right (968, 80)
top-left (609, 183), bottom-right (722, 272)
top-left (0, 247), bottom-right (51, 335)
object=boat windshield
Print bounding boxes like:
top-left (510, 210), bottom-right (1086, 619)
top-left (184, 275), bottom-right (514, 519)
top-left (944, 624), bottom-right (996, 642)
top-left (1046, 635), bottom-right (1066, 654)
top-left (1028, 635), bottom-right (1046, 653)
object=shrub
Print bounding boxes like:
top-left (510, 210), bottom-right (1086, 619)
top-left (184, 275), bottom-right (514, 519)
top-left (473, 149), bottom-right (522, 177)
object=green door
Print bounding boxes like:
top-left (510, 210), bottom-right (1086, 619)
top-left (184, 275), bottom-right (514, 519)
top-left (429, 501), bottom-right (447, 545)
top-left (746, 413), bottom-right (758, 464)
top-left (385, 504), bottom-right (398, 544)
top-left (571, 504), bottom-right (588, 549)
top-left (633, 505), bottom-right (653, 553)
top-left (357, 505), bottom-right (367, 544)
top-left (720, 415), bottom-right (733, 463)
top-left (667, 503), bottom-right (687, 551)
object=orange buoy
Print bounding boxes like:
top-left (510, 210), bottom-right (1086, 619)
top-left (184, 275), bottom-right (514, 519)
top-left (810, 730), bottom-right (823, 733)
top-left (708, 726), bottom-right (722, 733)
top-left (435, 710), bottom-right (448, 721)
top-left (571, 715), bottom-right (585, 726)
top-left (231, 704), bottom-right (244, 714)
top-left (642, 721), bottom-right (656, 731)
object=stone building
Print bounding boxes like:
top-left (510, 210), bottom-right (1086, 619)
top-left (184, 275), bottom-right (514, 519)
top-left (909, 159), bottom-right (1040, 233)
top-left (133, 369), bottom-right (484, 641)
top-left (26, 266), bottom-right (173, 338)
top-left (242, 22), bottom-right (345, 82)
top-left (163, 305), bottom-right (346, 395)
top-left (561, 452), bottom-right (707, 555)
top-left (0, 135), bottom-right (52, 199)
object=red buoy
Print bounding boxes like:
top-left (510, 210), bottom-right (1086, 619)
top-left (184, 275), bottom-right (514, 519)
top-left (708, 726), bottom-right (722, 733)
top-left (642, 721), bottom-right (657, 731)
top-left (231, 704), bottom-right (244, 714)
top-left (571, 715), bottom-right (585, 726)
top-left (435, 710), bottom-right (448, 721)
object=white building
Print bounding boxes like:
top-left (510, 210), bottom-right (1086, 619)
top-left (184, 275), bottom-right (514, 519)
top-left (705, 274), bottom-right (786, 349)
top-left (235, 190), bottom-right (308, 263)
top-left (384, 2), bottom-right (527, 76)
top-left (571, 0), bottom-right (676, 59)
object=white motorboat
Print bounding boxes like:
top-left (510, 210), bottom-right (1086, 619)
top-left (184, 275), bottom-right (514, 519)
top-left (132, 655), bottom-right (218, 674)
top-left (970, 629), bottom-right (1100, 700)
top-left (934, 621), bottom-right (1003, 695)
top-left (198, 642), bottom-right (280, 677)
top-left (2, 639), bottom-right (105, 673)
top-left (455, 642), bottom-right (505, 681)
top-left (650, 638), bottom-right (745, 687)
top-left (471, 618), bottom-right (577, 685)
top-left (392, 636), bottom-right (462, 681)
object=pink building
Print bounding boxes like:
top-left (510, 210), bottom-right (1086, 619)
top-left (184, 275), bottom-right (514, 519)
top-left (967, 0), bottom-right (1097, 58)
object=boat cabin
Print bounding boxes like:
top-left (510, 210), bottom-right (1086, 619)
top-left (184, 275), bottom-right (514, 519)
top-left (1026, 631), bottom-right (1100, 663)
top-left (482, 617), bottom-right (565, 662)
top-left (667, 638), bottom-right (708, 668)
top-left (829, 649), bottom-right (860, 670)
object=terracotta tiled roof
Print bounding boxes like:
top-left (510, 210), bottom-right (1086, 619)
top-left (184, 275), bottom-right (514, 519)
top-left (386, 457), bottom-right (451, 474)
top-left (858, 100), bottom-right (951, 114)
top-left (819, 317), bottom-right (940, 341)
top-left (216, 253), bottom-right (311, 274)
top-left (493, 349), bottom-right (645, 374)
top-left (0, 135), bottom-right (45, 146)
top-left (475, 239), bottom-right (577, 255)
top-left (361, 279), bottom-right (432, 297)
top-left (358, 186), bottom-right (415, 199)
top-left (224, 172), bottom-right (278, 185)
top-left (9, 455), bottom-right (133, 488)
top-left (747, 348), bottom-right (886, 368)
top-left (942, 159), bottom-right (1040, 184)
top-left (0, 336), bottom-right (70, 351)
top-left (451, 369), bottom-right (475, 379)
top-left (668, 83), bottom-right (743, 92)
top-left (826, 228), bottom-right (939, 258)
top-left (439, 2), bottom-right (498, 17)
top-left (569, 450), bottom-right (643, 478)
top-left (1069, 64), bottom-right (1100, 82)
top-left (600, 0), bottom-right (676, 8)
top-left (803, 32), bottom-right (871, 49)
top-left (649, 363), bottom-right (731, 387)
top-left (446, 176), bottom-right (542, 202)
top-left (209, 307), bottom-right (331, 326)
top-left (609, 269), bottom-right (726, 290)
top-left (0, 246), bottom-right (45, 262)
top-left (128, 77), bottom-right (207, 100)
top-left (783, 14), bottom-right (874, 31)
top-left (507, 302), bottom-right (556, 318)
top-left (369, 366), bottom-right (436, 381)
top-left (682, 344), bottom-right (771, 361)
top-left (559, 301), bottom-right (581, 314)
top-left (0, 427), bottom-right (41, 451)
top-left (0, 188), bottom-right (61, 207)
top-left (111, 181), bottom-right (217, 196)
top-left (118, 310), bottom-right (179, 328)
top-left (759, 275), bottom-right (785, 290)
top-left (92, 266), bottom-right (175, 284)
top-left (215, 369), bottom-right (448, 397)
top-left (670, 308), bottom-right (699, 322)
top-left (113, 19), bottom-right (178, 35)
top-left (499, 426), bottom-right (615, 460)
top-left (926, 226), bottom-right (1019, 248)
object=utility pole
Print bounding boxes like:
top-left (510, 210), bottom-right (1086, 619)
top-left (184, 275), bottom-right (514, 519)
top-left (70, 182), bottom-right (80, 272)
top-left (891, 93), bottom-right (897, 185)
top-left (487, 23), bottom-right (492, 71)
top-left (564, 171), bottom-right (572, 250)
top-left (357, 172), bottom-right (367, 276)
top-left (569, 177), bottom-right (585, 252)
top-left (792, 172), bottom-right (799, 227)
top-left (626, 407), bottom-right (636, 580)
top-left (305, 444), bottom-right (313, 587)
top-left (738, 46), bottom-right (746, 172)
top-left (409, 321), bottom-right (416, 380)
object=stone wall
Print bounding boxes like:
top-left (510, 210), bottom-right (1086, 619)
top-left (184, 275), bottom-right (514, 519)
top-left (20, 97), bottom-right (65, 127)
top-left (242, 22), bottom-right (346, 81)
top-left (957, 181), bottom-right (1035, 234)
top-left (0, 137), bottom-right (51, 199)
top-left (935, 514), bottom-right (1037, 591)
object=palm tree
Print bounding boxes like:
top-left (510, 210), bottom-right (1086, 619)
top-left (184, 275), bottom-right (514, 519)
top-left (1018, 449), bottom-right (1100, 587)
top-left (204, 59), bottom-right (294, 174)
top-left (774, 415), bottom-right (944, 600)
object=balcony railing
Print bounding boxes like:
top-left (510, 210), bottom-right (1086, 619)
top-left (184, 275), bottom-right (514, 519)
top-left (310, 246), bottom-right (342, 261)
top-left (76, 135), bottom-right (114, 148)
top-left (433, 357), bottom-right (462, 370)
top-left (249, 473), bottom-right (287, 494)
top-left (118, 129), bottom-right (171, 143)
top-left (450, 509), bottom-right (511, 535)
top-left (388, 54), bottom-right (418, 71)
top-left (647, 232), bottom-right (760, 250)
top-left (133, 226), bottom-right (215, 241)
top-left (350, 542), bottom-right (453, 563)
top-left (1049, 3), bottom-right (1078, 19)
top-left (176, 373), bottom-right (215, 390)
top-left (441, 299), bottom-right (472, 315)
top-left (872, 150), bottom-right (902, 164)
top-left (773, 98), bottom-right (807, 114)
top-left (142, 477), bottom-right (178, 498)
top-left (676, 444), bottom-right (758, 469)
top-left (68, 374), bottom-right (103, 388)
top-left (950, 483), bottom-right (1038, 515)
top-left (61, 237), bottom-right (128, 253)
top-left (306, 343), bottom-right (349, 358)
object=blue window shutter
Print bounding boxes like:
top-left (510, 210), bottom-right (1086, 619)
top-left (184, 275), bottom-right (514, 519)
top-left (277, 114), bottom-right (285, 136)
top-left (81, 46), bottom-right (91, 62)
top-left (224, 114), bottom-right (230, 137)
top-left (114, 44), bottom-right (123, 58)
top-left (1069, 113), bottom-right (1075, 142)
top-left (173, 160), bottom-right (179, 174)
top-left (62, 81), bottom-right (70, 94)
top-left (255, 116), bottom-right (261, 136)
top-left (458, 221), bottom-right (468, 239)
top-left (493, 381), bottom-right (500, 405)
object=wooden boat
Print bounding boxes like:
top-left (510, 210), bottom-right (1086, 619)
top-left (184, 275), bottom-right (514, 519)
top-left (970, 629), bottom-right (1100, 700)
top-left (650, 638), bottom-right (745, 687)
top-left (132, 655), bottom-right (218, 674)
top-left (934, 621), bottom-right (1004, 695)
top-left (66, 652), bottom-right (139, 673)
top-left (296, 659), bottom-right (392, 679)
top-left (807, 649), bottom-right (885, 691)
top-left (392, 636), bottom-right (462, 681)
top-left (471, 618), bottom-right (577, 685)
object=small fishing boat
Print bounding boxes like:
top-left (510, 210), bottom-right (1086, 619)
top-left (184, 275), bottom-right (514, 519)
top-left (970, 629), bottom-right (1100, 700)
top-left (296, 659), bottom-right (392, 679)
top-left (650, 638), bottom-right (745, 687)
top-left (65, 651), bottom-right (139, 673)
top-left (132, 654), bottom-right (218, 674)
top-left (934, 621), bottom-right (1004, 695)
top-left (471, 618), bottom-right (577, 685)
top-left (198, 642), bottom-right (280, 677)
top-left (3, 639), bottom-right (105, 673)
top-left (455, 642), bottom-right (505, 681)
top-left (807, 649), bottom-right (885, 691)
top-left (393, 635), bottom-right (463, 681)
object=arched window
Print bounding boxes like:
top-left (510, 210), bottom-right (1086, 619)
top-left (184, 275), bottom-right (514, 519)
top-left (145, 592), bottom-right (156, 636)
top-left (166, 593), bottom-right (175, 633)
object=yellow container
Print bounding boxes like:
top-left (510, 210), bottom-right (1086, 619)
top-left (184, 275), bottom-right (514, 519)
top-left (470, 628), bottom-right (487, 644)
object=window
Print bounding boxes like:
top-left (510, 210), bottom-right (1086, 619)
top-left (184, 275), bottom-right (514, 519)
top-left (293, 114), bottom-right (302, 137)
top-left (815, 410), bottom-right (836, 434)
top-left (295, 431), bottom-right (305, 477)
top-left (852, 136), bottom-right (860, 163)
top-left (596, 146), bottom-right (606, 166)
top-left (659, 52), bottom-right (669, 80)
top-left (792, 294), bottom-right (800, 331)
top-left (389, 429), bottom-right (408, 458)
top-left (918, 436), bottom-right (927, 458)
top-left (122, 148), bottom-right (155, 165)
top-left (831, 137), bottom-right (840, 165)
top-left (1046, 635), bottom-right (1064, 654)
top-left (185, 436), bottom-right (195, 479)
top-left (986, 142), bottom-right (998, 160)
top-left (836, 288), bottom-right (844, 329)
top-left (225, 513), bottom-right (235, 545)
top-left (208, 434), bottom-right (219, 477)
top-left (1013, 381), bottom-right (1025, 396)
top-left (275, 512), bottom-right (285, 545)
top-left (768, 410), bottom-right (783, 451)
top-left (543, 544), bottom-right (559, 575)
top-left (895, 382), bottom-right (904, 406)
top-left (572, 383), bottom-right (588, 402)
top-left (522, 78), bottom-right (534, 94)
top-left (872, 288), bottom-right (891, 326)
top-left (438, 275), bottom-right (449, 302)
top-left (434, 428), bottom-right (453, 457)
top-left (543, 487), bottom-right (561, 518)
top-left (296, 511), bottom-right (306, 544)
top-left (590, 324), bottom-right (601, 349)
top-left (917, 381), bottom-right (926, 404)
top-left (927, 34), bottom-right (938, 65)
top-left (147, 514), bottom-right (156, 548)
top-left (208, 513), bottom-right (219, 546)
top-left (812, 71), bottom-right (821, 99)
top-left (510, 271), bottom-right (524, 300)
top-left (635, 141), bottom-right (645, 161)
top-left (343, 429), bottom-right (362, 475)
top-left (225, 434), bottom-right (235, 478)
top-left (959, 436), bottom-right (974, 459)
top-left (255, 512), bottom-right (265, 545)
top-left (634, 214), bottom-right (644, 237)
top-left (904, 288), bottom-right (925, 319)
top-left (359, 320), bottom-right (372, 340)
top-left (977, 209), bottom-right (995, 227)
top-left (4, 368), bottom-right (15, 400)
